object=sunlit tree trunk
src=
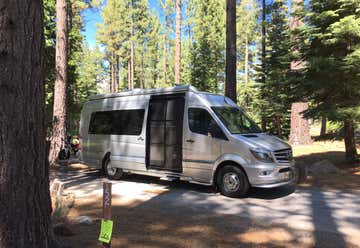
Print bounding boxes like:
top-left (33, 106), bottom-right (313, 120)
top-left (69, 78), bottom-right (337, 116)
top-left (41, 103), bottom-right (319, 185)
top-left (320, 116), bottom-right (326, 136)
top-left (289, 102), bottom-right (312, 145)
top-left (261, 0), bottom-right (266, 84)
top-left (244, 35), bottom-right (249, 84)
top-left (344, 120), bottom-right (357, 162)
top-left (0, 0), bottom-right (58, 246)
top-left (163, 4), bottom-right (169, 85)
top-left (225, 0), bottom-right (237, 103)
top-left (289, 0), bottom-right (311, 145)
top-left (128, 58), bottom-right (132, 89)
top-left (49, 0), bottom-right (68, 165)
top-left (175, 0), bottom-right (182, 85)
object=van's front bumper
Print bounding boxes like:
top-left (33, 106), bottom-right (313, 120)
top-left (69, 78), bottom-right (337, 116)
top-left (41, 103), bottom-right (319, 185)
top-left (244, 160), bottom-right (296, 188)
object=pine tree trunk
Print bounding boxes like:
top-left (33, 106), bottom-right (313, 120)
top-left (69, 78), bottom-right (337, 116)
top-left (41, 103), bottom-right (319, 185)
top-left (163, 13), bottom-right (168, 85)
top-left (244, 35), bottom-right (249, 84)
top-left (128, 58), bottom-right (131, 89)
top-left (0, 0), bottom-right (58, 246)
top-left (320, 116), bottom-right (326, 136)
top-left (175, 0), bottom-right (182, 85)
top-left (344, 120), bottom-right (357, 162)
top-left (130, 41), bottom-right (134, 89)
top-left (274, 114), bottom-right (282, 138)
top-left (115, 54), bottom-right (119, 92)
top-left (130, 0), bottom-right (135, 89)
top-left (225, 0), bottom-right (237, 103)
top-left (109, 58), bottom-right (113, 92)
top-left (289, 102), bottom-right (312, 145)
top-left (261, 0), bottom-right (266, 84)
top-left (261, 116), bottom-right (267, 131)
top-left (49, 0), bottom-right (68, 166)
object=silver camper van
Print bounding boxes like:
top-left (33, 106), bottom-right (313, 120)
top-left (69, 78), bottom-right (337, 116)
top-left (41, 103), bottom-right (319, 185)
top-left (79, 85), bottom-right (295, 197)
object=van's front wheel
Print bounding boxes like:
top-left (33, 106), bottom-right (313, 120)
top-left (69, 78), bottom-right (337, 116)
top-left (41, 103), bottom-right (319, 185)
top-left (104, 156), bottom-right (124, 180)
top-left (217, 165), bottom-right (249, 198)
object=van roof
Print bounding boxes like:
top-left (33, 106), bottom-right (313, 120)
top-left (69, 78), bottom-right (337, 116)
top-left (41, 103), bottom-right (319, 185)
top-left (88, 85), bottom-right (199, 101)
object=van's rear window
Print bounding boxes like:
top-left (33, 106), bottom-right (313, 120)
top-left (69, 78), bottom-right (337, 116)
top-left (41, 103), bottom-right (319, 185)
top-left (88, 109), bottom-right (145, 135)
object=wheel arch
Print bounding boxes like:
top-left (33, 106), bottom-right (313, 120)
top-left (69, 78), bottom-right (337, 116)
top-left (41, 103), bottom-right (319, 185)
top-left (213, 158), bottom-right (249, 187)
top-left (101, 151), bottom-right (111, 169)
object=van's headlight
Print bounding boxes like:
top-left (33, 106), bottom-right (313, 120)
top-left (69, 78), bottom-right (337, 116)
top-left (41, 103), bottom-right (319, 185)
top-left (250, 148), bottom-right (274, 163)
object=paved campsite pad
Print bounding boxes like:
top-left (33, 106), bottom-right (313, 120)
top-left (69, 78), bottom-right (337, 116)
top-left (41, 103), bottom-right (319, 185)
top-left (54, 169), bottom-right (360, 248)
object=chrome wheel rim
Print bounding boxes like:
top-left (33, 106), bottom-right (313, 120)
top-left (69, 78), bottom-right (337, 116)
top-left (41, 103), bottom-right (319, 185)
top-left (223, 172), bottom-right (240, 192)
top-left (106, 161), bottom-right (116, 176)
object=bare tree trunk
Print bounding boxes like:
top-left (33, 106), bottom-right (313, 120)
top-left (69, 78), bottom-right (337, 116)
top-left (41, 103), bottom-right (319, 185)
top-left (129, 0), bottom-right (135, 90)
top-left (261, 0), bottom-right (266, 84)
top-left (0, 0), bottom-right (58, 246)
top-left (115, 54), bottom-right (119, 92)
top-left (175, 0), bottom-right (182, 85)
top-left (289, 1), bottom-right (311, 145)
top-left (130, 41), bottom-right (135, 89)
top-left (244, 35), bottom-right (249, 84)
top-left (128, 58), bottom-right (131, 89)
top-left (344, 120), bottom-right (357, 162)
top-left (274, 114), bottom-right (282, 138)
top-left (163, 15), bottom-right (168, 85)
top-left (289, 102), bottom-right (312, 145)
top-left (320, 116), bottom-right (326, 136)
top-left (141, 52), bottom-right (145, 88)
top-left (261, 116), bottom-right (267, 131)
top-left (109, 57), bottom-right (113, 92)
top-left (49, 0), bottom-right (68, 166)
top-left (225, 0), bottom-right (237, 103)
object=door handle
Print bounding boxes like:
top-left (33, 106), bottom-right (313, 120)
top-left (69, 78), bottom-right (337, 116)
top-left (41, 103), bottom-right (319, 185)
top-left (186, 139), bottom-right (194, 144)
top-left (138, 137), bottom-right (144, 141)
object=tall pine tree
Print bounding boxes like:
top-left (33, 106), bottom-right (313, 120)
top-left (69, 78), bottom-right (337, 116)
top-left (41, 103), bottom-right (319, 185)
top-left (294, 0), bottom-right (360, 161)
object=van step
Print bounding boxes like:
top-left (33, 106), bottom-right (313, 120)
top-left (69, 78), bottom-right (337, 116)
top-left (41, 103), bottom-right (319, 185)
top-left (160, 176), bottom-right (180, 181)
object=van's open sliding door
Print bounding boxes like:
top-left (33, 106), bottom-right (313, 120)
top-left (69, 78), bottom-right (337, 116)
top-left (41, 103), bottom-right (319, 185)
top-left (146, 93), bottom-right (185, 172)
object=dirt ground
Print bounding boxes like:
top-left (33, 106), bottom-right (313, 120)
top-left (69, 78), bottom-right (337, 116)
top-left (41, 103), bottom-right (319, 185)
top-left (52, 141), bottom-right (360, 248)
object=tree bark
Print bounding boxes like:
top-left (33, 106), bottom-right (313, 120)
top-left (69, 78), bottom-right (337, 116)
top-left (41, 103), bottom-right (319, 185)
top-left (0, 0), bottom-right (58, 246)
top-left (109, 57), bottom-right (114, 92)
top-left (244, 35), bottom-right (249, 84)
top-left (130, 41), bottom-right (134, 89)
top-left (49, 0), bottom-right (68, 166)
top-left (225, 0), bottom-right (237, 103)
top-left (344, 120), bottom-right (357, 162)
top-left (274, 114), bottom-right (282, 138)
top-left (175, 0), bottom-right (182, 85)
top-left (163, 14), bottom-right (168, 85)
top-left (115, 54), bottom-right (119, 92)
top-left (128, 58), bottom-right (131, 89)
top-left (261, 0), bottom-right (266, 84)
top-left (320, 116), bottom-right (326, 136)
top-left (289, 102), bottom-right (312, 145)
top-left (129, 0), bottom-right (135, 90)
top-left (261, 116), bottom-right (267, 131)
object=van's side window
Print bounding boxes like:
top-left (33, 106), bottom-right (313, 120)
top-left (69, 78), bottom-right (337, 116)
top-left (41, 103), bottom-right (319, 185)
top-left (88, 111), bottom-right (112, 134)
top-left (89, 110), bottom-right (145, 135)
top-left (188, 108), bottom-right (226, 139)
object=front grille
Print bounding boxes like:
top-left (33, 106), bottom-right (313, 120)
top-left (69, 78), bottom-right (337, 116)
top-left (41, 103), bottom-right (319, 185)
top-left (273, 148), bottom-right (293, 163)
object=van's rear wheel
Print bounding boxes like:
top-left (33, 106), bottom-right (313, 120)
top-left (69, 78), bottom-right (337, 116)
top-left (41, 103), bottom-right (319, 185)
top-left (217, 165), bottom-right (249, 198)
top-left (104, 156), bottom-right (123, 180)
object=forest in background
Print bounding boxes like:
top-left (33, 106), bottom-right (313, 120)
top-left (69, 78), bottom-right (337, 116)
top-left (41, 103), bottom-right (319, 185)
top-left (43, 0), bottom-right (359, 161)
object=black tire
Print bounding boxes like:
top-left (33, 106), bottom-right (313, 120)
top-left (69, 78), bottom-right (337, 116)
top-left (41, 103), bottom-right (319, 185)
top-left (103, 156), bottom-right (123, 180)
top-left (217, 165), bottom-right (249, 198)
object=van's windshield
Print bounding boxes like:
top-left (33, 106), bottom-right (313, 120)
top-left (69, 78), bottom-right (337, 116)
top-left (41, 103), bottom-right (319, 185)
top-left (212, 107), bottom-right (262, 134)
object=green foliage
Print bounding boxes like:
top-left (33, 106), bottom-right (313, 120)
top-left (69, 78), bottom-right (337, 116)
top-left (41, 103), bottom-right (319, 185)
top-left (294, 0), bottom-right (360, 123)
top-left (257, 0), bottom-right (292, 136)
top-left (190, 0), bottom-right (225, 92)
top-left (44, 0), bottom-right (101, 132)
